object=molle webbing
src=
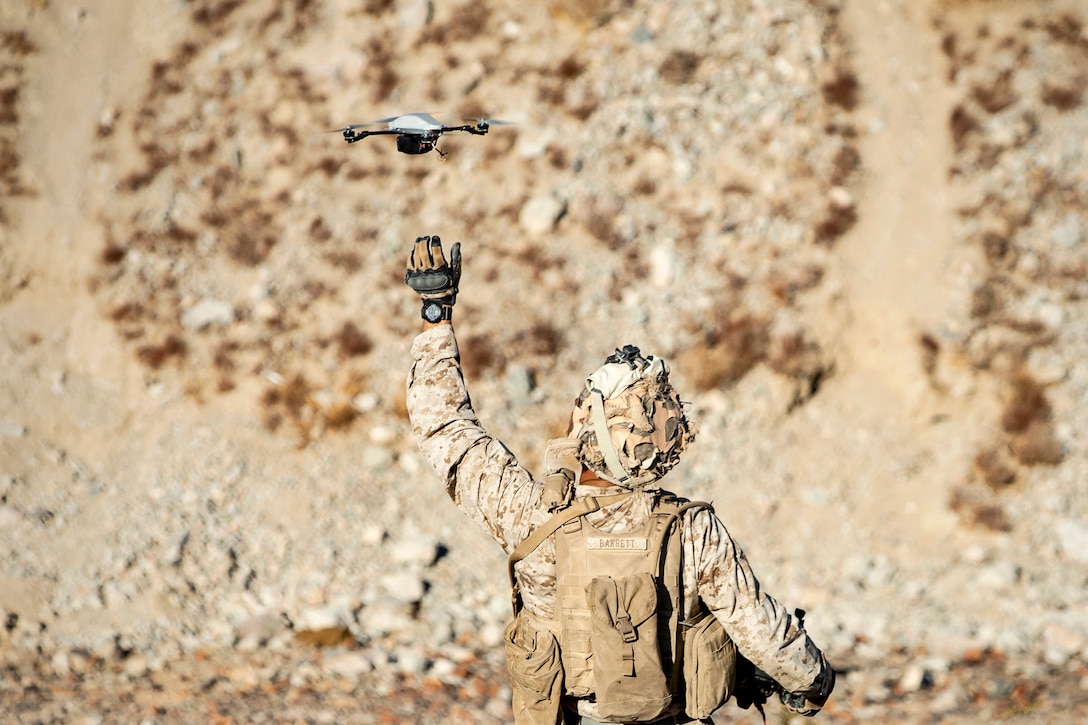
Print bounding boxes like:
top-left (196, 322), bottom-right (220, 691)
top-left (555, 504), bottom-right (683, 697)
top-left (506, 495), bottom-right (714, 701)
top-left (507, 492), bottom-right (634, 613)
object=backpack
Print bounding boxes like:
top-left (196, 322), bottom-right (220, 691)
top-left (505, 491), bottom-right (736, 724)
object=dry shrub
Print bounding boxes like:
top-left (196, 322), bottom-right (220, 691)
top-left (191, 0), bottom-right (244, 27)
top-left (308, 216), bottom-right (333, 243)
top-left (1009, 419), bottom-right (1064, 466)
top-left (419, 2), bottom-right (491, 43)
top-left (949, 486), bottom-right (1012, 532)
top-left (950, 104), bottom-right (981, 151)
top-left (555, 54), bottom-right (586, 80)
top-left (100, 243), bottom-right (126, 265)
top-left (919, 333), bottom-right (940, 379)
top-left (138, 335), bottom-right (187, 369)
top-left (459, 332), bottom-right (504, 380)
top-left (828, 143), bottom-right (861, 186)
top-left (659, 50), bottom-right (702, 85)
top-left (515, 322), bottom-right (564, 357)
top-left (973, 446), bottom-right (1017, 489)
top-left (1000, 373), bottom-right (1050, 434)
top-left (335, 322), bottom-right (373, 358)
top-left (1043, 13), bottom-right (1084, 43)
top-left (679, 315), bottom-right (769, 392)
top-left (969, 281), bottom-right (1000, 319)
top-left (813, 202), bottom-right (857, 245)
top-left (821, 65), bottom-right (860, 111)
top-left (549, 0), bottom-right (620, 27)
top-left (1040, 83), bottom-right (1082, 111)
top-left (765, 327), bottom-right (828, 384)
top-left (971, 69), bottom-right (1017, 114)
top-left (1, 30), bottom-right (37, 56)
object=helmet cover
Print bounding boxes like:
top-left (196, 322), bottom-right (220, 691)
top-left (569, 345), bottom-right (695, 488)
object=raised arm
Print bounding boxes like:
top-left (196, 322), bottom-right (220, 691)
top-left (404, 236), bottom-right (542, 552)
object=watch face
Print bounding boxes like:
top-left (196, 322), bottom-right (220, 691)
top-left (423, 303), bottom-right (443, 322)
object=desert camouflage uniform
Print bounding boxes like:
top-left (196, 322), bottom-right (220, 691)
top-left (407, 326), bottom-right (829, 718)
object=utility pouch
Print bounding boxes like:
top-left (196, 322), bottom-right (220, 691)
top-left (586, 573), bottom-right (672, 722)
top-left (682, 612), bottom-right (736, 719)
top-left (504, 613), bottom-right (564, 725)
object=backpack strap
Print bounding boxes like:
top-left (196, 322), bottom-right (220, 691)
top-left (653, 499), bottom-right (715, 693)
top-left (507, 491), bottom-right (634, 613)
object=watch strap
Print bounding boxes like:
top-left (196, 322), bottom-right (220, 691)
top-left (421, 301), bottom-right (453, 322)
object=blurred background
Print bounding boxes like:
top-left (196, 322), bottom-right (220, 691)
top-left (1, 0), bottom-right (1086, 722)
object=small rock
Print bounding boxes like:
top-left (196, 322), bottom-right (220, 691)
top-left (504, 364), bottom-right (534, 401)
top-left (519, 196), bottom-right (565, 235)
top-left (379, 571), bottom-right (426, 603)
top-left (1052, 211), bottom-right (1084, 247)
top-left (123, 654), bottom-right (149, 678)
top-left (649, 244), bottom-right (677, 288)
top-left (181, 298), bottom-right (235, 330)
top-left (0, 422), bottom-right (27, 438)
top-left (361, 445), bottom-right (394, 470)
top-left (1042, 622), bottom-right (1086, 667)
top-left (390, 536), bottom-right (439, 566)
top-left (976, 561), bottom-right (1020, 590)
top-left (929, 684), bottom-right (964, 715)
top-left (234, 613), bottom-right (284, 651)
top-left (828, 185), bottom-right (854, 209)
top-left (395, 647), bottom-right (428, 675)
top-left (296, 605), bottom-right (347, 632)
top-left (358, 598), bottom-right (414, 638)
top-left (323, 650), bottom-right (373, 679)
top-left (1055, 519), bottom-right (1088, 563)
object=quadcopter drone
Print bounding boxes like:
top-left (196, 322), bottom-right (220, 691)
top-left (331, 112), bottom-right (512, 157)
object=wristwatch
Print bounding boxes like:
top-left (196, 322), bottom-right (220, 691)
top-left (421, 300), bottom-right (452, 323)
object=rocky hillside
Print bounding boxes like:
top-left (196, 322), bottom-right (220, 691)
top-left (1, 0), bottom-right (1087, 722)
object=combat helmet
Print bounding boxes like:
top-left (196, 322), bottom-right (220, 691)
top-left (569, 345), bottom-right (695, 489)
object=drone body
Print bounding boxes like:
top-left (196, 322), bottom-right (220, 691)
top-left (333, 112), bottom-right (511, 157)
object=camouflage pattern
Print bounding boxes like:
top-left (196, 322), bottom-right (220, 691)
top-left (407, 326), bottom-right (829, 710)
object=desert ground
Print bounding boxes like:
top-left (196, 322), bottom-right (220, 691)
top-left (2, 0), bottom-right (1087, 723)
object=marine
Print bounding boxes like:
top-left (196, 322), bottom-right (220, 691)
top-left (403, 235), bottom-right (835, 724)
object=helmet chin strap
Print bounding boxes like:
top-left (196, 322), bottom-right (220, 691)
top-left (589, 388), bottom-right (632, 485)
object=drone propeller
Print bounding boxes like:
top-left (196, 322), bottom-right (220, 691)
top-left (462, 117), bottom-right (517, 127)
top-left (326, 117), bottom-right (399, 133)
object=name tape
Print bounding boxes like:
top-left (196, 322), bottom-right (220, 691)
top-left (586, 537), bottom-right (648, 551)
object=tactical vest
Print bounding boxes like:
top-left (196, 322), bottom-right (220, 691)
top-left (506, 492), bottom-right (736, 724)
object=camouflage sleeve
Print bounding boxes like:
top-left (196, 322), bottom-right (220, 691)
top-left (406, 326), bottom-right (540, 553)
top-left (686, 507), bottom-right (828, 695)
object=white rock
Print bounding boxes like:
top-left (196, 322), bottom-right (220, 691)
top-left (504, 364), bottom-right (534, 401)
top-left (361, 445), bottom-right (395, 470)
top-left (389, 536), bottom-right (439, 566)
top-left (1055, 519), bottom-right (1088, 563)
top-left (1042, 622), bottom-right (1086, 666)
top-left (181, 298), bottom-right (234, 330)
top-left (296, 605), bottom-right (347, 632)
top-left (379, 571), bottom-right (426, 603)
top-left (976, 561), bottom-right (1020, 590)
top-left (649, 244), bottom-right (677, 288)
top-left (519, 196), bottom-right (565, 235)
top-left (1052, 211), bottom-right (1085, 247)
top-left (396, 647), bottom-right (428, 675)
top-left (0, 422), bottom-right (26, 438)
top-left (358, 599), bottom-right (414, 638)
top-left (323, 650), bottom-right (373, 679)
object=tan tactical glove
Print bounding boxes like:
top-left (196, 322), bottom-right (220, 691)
top-left (782, 656), bottom-right (835, 717)
top-left (405, 235), bottom-right (461, 322)
top-left (542, 438), bottom-right (582, 511)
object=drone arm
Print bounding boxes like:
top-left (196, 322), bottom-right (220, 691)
top-left (441, 123), bottom-right (489, 136)
top-left (342, 128), bottom-right (401, 144)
